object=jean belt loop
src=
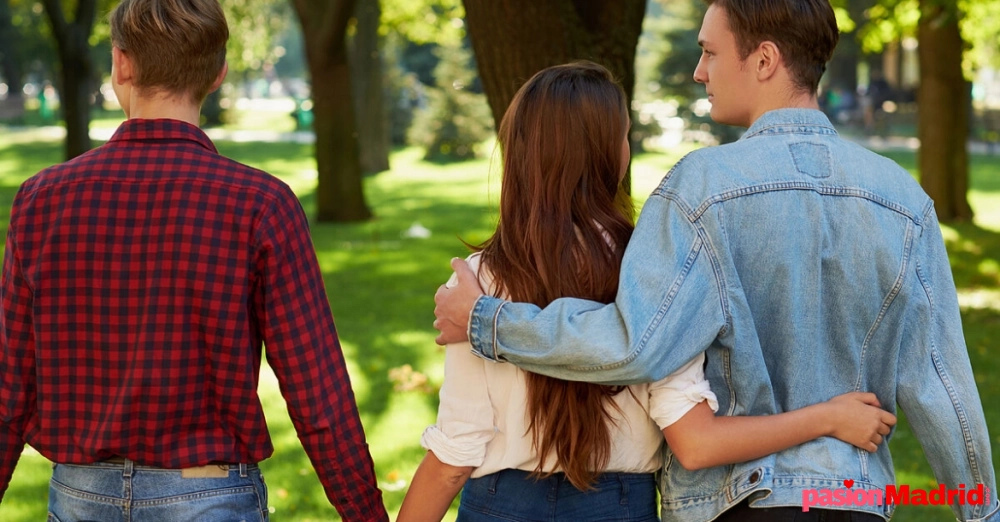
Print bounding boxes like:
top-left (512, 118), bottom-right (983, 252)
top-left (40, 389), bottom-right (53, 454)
top-left (487, 470), bottom-right (501, 494)
top-left (239, 462), bottom-right (248, 478)
top-left (619, 473), bottom-right (630, 505)
top-left (123, 458), bottom-right (134, 478)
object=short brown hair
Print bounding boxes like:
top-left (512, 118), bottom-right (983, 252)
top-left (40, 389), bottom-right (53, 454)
top-left (707, 0), bottom-right (838, 94)
top-left (110, 0), bottom-right (228, 102)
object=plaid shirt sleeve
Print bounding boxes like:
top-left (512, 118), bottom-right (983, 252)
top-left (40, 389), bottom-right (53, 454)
top-left (252, 187), bottom-right (387, 522)
top-left (0, 210), bottom-right (32, 499)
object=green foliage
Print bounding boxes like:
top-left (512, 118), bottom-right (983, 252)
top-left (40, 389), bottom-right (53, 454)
top-left (380, 0), bottom-right (463, 46)
top-left (832, 6), bottom-right (857, 33)
top-left (5, 1), bottom-right (58, 81)
top-left (220, 0), bottom-right (291, 74)
top-left (4, 0), bottom-right (297, 88)
top-left (856, 0), bottom-right (1000, 75)
top-left (382, 33), bottom-right (422, 146)
top-left (857, 0), bottom-right (920, 54)
top-left (407, 42), bottom-right (492, 163)
top-left (962, 0), bottom-right (1000, 69)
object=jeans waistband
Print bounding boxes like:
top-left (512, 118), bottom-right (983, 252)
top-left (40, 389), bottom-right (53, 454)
top-left (99, 456), bottom-right (256, 467)
top-left (484, 468), bottom-right (656, 486)
top-left (61, 457), bottom-right (258, 478)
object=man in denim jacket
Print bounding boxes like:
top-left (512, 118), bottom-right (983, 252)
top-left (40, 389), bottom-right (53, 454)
top-left (433, 0), bottom-right (998, 520)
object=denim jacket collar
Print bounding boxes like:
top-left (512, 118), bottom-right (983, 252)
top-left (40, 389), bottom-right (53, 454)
top-left (741, 108), bottom-right (838, 140)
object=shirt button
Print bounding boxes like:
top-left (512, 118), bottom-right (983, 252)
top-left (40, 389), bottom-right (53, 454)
top-left (749, 471), bottom-right (761, 483)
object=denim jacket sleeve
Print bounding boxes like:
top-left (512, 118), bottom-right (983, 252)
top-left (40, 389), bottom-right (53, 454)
top-left (896, 204), bottom-right (998, 522)
top-left (467, 190), bottom-right (728, 385)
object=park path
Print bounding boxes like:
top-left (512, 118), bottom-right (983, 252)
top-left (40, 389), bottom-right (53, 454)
top-left (3, 124), bottom-right (998, 156)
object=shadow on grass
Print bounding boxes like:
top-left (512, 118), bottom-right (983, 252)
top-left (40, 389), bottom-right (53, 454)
top-left (945, 223), bottom-right (1000, 291)
top-left (308, 197), bottom-right (495, 420)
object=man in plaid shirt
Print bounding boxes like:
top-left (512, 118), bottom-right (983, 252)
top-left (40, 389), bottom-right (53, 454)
top-left (0, 0), bottom-right (387, 520)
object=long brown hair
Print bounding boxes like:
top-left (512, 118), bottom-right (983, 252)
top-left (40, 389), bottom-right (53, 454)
top-left (477, 61), bottom-right (634, 490)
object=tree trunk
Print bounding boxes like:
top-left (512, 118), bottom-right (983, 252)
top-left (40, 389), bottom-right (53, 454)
top-left (0, 0), bottom-right (25, 120)
top-left (462, 0), bottom-right (646, 131)
top-left (292, 0), bottom-right (372, 222)
top-left (202, 89), bottom-right (224, 127)
top-left (463, 0), bottom-right (645, 193)
top-left (917, 0), bottom-right (971, 221)
top-left (60, 42), bottom-right (93, 158)
top-left (349, 0), bottom-right (389, 174)
top-left (42, 0), bottom-right (96, 160)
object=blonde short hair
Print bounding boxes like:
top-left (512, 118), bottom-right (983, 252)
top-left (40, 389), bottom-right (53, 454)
top-left (109, 0), bottom-right (228, 102)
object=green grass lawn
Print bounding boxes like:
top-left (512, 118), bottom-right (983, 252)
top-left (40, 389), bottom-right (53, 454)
top-left (0, 129), bottom-right (996, 521)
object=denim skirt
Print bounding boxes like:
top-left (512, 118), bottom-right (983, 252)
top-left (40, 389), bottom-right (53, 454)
top-left (457, 468), bottom-right (659, 522)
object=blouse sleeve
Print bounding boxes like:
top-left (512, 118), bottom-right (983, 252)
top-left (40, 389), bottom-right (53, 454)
top-left (420, 254), bottom-right (496, 467)
top-left (647, 352), bottom-right (719, 429)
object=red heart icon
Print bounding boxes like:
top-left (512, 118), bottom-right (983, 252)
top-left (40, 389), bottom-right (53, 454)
top-left (843, 479), bottom-right (855, 488)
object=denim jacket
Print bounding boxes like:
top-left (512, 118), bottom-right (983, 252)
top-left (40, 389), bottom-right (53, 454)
top-left (467, 109), bottom-right (998, 521)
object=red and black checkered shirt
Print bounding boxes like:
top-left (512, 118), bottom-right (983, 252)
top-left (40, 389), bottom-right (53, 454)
top-left (0, 119), bottom-right (387, 521)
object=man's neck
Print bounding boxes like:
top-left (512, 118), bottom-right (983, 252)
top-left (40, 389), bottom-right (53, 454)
top-left (126, 90), bottom-right (202, 126)
top-left (748, 90), bottom-right (820, 126)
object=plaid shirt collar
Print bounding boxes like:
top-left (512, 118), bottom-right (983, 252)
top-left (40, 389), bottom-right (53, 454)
top-left (108, 118), bottom-right (218, 154)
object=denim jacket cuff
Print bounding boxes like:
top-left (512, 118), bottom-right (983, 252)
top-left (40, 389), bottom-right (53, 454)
top-left (970, 498), bottom-right (1000, 522)
top-left (469, 295), bottom-right (504, 362)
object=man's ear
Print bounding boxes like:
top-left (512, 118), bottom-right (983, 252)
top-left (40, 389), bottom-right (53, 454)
top-left (111, 46), bottom-right (134, 85)
top-left (208, 61), bottom-right (228, 94)
top-left (754, 41), bottom-right (781, 81)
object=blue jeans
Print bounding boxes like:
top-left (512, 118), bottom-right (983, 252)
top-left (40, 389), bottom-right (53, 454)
top-left (48, 459), bottom-right (269, 522)
top-left (458, 468), bottom-right (658, 521)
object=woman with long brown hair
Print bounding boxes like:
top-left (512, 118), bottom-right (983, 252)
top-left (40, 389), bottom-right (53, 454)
top-left (398, 61), bottom-right (894, 522)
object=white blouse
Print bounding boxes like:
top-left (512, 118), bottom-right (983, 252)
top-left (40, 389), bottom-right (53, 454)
top-left (422, 253), bottom-right (719, 477)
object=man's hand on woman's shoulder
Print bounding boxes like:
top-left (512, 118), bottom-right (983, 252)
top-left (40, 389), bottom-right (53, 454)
top-left (433, 257), bottom-right (484, 345)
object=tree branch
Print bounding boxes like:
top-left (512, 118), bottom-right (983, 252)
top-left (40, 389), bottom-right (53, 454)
top-left (40, 0), bottom-right (68, 46)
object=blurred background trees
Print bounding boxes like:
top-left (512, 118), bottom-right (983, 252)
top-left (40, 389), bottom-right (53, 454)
top-left (291, 0), bottom-right (370, 222)
top-left (463, 0), bottom-right (646, 131)
top-left (350, 0), bottom-right (388, 173)
top-left (39, 0), bottom-right (100, 159)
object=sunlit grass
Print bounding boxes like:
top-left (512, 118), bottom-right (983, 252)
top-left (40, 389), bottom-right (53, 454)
top-left (0, 128), bottom-right (997, 521)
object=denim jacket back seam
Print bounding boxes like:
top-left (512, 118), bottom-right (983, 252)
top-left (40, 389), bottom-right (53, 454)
top-left (654, 189), bottom-right (733, 336)
top-left (913, 202), bottom-right (991, 519)
top-left (930, 348), bottom-right (985, 498)
top-left (917, 254), bottom-right (989, 514)
top-left (662, 183), bottom-right (925, 223)
top-left (742, 123), bottom-right (839, 139)
top-left (855, 219), bottom-right (916, 395)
